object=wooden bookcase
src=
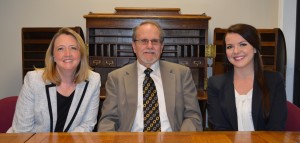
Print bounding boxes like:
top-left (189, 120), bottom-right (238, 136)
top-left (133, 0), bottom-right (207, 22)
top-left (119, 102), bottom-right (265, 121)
top-left (84, 7), bottom-right (211, 99)
top-left (22, 27), bottom-right (84, 78)
top-left (213, 28), bottom-right (286, 77)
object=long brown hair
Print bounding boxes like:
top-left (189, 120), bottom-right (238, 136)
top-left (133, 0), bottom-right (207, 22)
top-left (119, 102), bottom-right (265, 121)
top-left (225, 23), bottom-right (270, 120)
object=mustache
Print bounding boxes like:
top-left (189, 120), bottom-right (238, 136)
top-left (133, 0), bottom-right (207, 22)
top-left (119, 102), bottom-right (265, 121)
top-left (144, 50), bottom-right (156, 53)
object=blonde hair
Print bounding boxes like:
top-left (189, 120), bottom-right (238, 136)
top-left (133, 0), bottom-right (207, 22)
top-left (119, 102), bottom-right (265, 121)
top-left (39, 27), bottom-right (90, 85)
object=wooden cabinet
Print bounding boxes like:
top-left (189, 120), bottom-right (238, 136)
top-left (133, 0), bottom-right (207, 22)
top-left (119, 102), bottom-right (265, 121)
top-left (213, 28), bottom-right (286, 76)
top-left (84, 7), bottom-right (211, 99)
top-left (22, 27), bottom-right (84, 78)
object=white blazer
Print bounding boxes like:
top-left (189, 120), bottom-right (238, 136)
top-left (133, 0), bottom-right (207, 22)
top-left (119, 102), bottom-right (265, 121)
top-left (8, 70), bottom-right (101, 133)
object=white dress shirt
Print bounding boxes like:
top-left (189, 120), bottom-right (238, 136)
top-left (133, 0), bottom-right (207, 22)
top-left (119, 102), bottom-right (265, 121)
top-left (235, 89), bottom-right (255, 131)
top-left (131, 61), bottom-right (172, 132)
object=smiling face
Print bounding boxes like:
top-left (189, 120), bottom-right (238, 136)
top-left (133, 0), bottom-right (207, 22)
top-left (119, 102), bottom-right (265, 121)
top-left (53, 34), bottom-right (81, 74)
top-left (132, 23), bottom-right (163, 68)
top-left (225, 33), bottom-right (256, 71)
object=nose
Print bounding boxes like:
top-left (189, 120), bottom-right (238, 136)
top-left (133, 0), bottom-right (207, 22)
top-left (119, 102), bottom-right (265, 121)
top-left (232, 46), bottom-right (239, 54)
top-left (64, 48), bottom-right (71, 56)
top-left (146, 41), bottom-right (154, 48)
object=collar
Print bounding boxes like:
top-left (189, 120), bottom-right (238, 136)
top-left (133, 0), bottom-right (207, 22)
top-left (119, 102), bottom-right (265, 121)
top-left (137, 61), bottom-right (160, 76)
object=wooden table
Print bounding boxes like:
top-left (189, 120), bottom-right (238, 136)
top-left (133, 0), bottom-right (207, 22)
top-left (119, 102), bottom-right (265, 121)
top-left (0, 133), bottom-right (34, 143)
top-left (1, 131), bottom-right (296, 143)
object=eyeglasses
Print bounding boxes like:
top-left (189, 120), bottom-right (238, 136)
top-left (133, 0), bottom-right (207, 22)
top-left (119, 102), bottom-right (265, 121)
top-left (134, 39), bottom-right (161, 46)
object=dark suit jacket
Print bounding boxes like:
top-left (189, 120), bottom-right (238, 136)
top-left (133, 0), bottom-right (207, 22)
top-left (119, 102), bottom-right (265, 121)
top-left (207, 70), bottom-right (287, 131)
top-left (98, 61), bottom-right (202, 132)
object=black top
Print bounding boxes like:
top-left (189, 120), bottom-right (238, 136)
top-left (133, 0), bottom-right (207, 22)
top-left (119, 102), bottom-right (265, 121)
top-left (54, 90), bottom-right (75, 132)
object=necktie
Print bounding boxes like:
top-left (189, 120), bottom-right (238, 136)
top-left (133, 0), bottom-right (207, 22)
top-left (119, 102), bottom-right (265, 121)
top-left (143, 68), bottom-right (161, 132)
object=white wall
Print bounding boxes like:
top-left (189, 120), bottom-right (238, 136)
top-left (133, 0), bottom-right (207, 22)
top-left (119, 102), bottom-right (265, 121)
top-left (0, 0), bottom-right (296, 101)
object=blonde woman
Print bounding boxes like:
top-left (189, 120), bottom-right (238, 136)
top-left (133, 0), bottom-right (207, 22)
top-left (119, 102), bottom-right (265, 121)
top-left (8, 28), bottom-right (101, 132)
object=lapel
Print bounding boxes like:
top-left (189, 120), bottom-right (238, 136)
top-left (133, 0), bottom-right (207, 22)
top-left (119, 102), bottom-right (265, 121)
top-left (45, 80), bottom-right (89, 132)
top-left (45, 83), bottom-right (57, 131)
top-left (251, 78), bottom-right (262, 130)
top-left (221, 71), bottom-right (238, 130)
top-left (123, 62), bottom-right (138, 127)
top-left (160, 61), bottom-right (176, 129)
top-left (64, 80), bottom-right (87, 130)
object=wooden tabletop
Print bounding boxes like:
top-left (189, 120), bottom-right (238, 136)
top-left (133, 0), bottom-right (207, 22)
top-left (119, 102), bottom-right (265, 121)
top-left (0, 133), bottom-right (34, 143)
top-left (0, 131), bottom-right (295, 143)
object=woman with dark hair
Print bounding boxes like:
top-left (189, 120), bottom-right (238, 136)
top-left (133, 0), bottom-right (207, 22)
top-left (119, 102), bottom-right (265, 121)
top-left (207, 24), bottom-right (287, 131)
